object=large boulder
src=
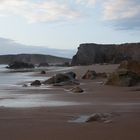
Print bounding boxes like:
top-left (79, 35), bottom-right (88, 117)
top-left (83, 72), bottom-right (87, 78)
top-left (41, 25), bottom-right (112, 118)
top-left (106, 69), bottom-right (140, 86)
top-left (43, 72), bottom-right (77, 85)
top-left (7, 61), bottom-right (34, 69)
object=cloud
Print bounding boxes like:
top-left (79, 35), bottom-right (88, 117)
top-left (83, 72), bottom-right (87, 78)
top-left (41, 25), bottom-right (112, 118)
top-left (0, 0), bottom-right (139, 30)
top-left (0, 0), bottom-right (82, 23)
top-left (76, 0), bottom-right (97, 6)
top-left (102, 0), bottom-right (140, 29)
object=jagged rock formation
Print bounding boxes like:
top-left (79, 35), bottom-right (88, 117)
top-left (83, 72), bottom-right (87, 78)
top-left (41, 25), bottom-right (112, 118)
top-left (106, 60), bottom-right (140, 87)
top-left (71, 43), bottom-right (140, 65)
top-left (0, 54), bottom-right (71, 65)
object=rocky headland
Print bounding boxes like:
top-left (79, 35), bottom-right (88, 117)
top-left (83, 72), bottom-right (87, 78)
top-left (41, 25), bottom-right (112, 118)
top-left (71, 43), bottom-right (140, 65)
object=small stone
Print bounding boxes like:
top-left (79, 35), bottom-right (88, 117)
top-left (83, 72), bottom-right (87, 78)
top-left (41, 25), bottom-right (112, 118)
top-left (41, 70), bottom-right (46, 74)
top-left (31, 80), bottom-right (41, 86)
top-left (71, 86), bottom-right (84, 93)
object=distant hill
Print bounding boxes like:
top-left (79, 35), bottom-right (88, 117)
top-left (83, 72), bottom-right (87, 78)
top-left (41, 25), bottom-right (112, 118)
top-left (0, 54), bottom-right (71, 65)
top-left (71, 43), bottom-right (140, 65)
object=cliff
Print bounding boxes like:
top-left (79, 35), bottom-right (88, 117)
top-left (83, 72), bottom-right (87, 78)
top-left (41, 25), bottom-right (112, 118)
top-left (71, 43), bottom-right (140, 65)
top-left (0, 54), bottom-right (70, 65)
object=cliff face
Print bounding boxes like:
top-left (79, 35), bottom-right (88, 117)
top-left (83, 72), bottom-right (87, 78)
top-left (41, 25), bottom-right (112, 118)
top-left (0, 54), bottom-right (70, 64)
top-left (71, 43), bottom-right (140, 65)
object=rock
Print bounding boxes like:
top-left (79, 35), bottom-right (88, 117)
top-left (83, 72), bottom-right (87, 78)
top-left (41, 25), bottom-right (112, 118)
top-left (71, 43), bottom-right (140, 65)
top-left (54, 81), bottom-right (80, 86)
top-left (82, 70), bottom-right (97, 79)
top-left (7, 61), bottom-right (34, 69)
top-left (41, 70), bottom-right (46, 74)
top-left (43, 72), bottom-right (77, 85)
top-left (106, 69), bottom-right (140, 86)
top-left (66, 72), bottom-right (76, 79)
top-left (71, 86), bottom-right (84, 93)
top-left (119, 60), bottom-right (140, 76)
top-left (86, 113), bottom-right (112, 123)
top-left (38, 62), bottom-right (49, 67)
top-left (31, 80), bottom-right (41, 86)
top-left (23, 84), bottom-right (28, 87)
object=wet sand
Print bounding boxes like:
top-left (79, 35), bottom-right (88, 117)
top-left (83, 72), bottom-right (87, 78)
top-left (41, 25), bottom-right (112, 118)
top-left (0, 64), bottom-right (140, 140)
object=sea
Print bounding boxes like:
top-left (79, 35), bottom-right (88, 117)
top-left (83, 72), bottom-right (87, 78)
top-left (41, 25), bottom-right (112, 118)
top-left (0, 65), bottom-right (81, 108)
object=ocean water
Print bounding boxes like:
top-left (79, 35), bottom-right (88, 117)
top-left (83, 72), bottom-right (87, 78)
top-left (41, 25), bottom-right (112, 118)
top-left (0, 65), bottom-right (46, 87)
top-left (0, 65), bottom-right (82, 108)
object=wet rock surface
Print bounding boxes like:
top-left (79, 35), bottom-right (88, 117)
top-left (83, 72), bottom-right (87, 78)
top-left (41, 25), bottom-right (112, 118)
top-left (41, 70), bottom-right (46, 74)
top-left (31, 80), bottom-right (42, 86)
top-left (69, 113), bottom-right (114, 123)
top-left (43, 72), bottom-right (78, 85)
top-left (71, 86), bottom-right (84, 93)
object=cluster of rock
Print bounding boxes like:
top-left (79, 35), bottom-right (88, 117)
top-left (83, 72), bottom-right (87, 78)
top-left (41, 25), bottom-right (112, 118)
top-left (71, 43), bottom-right (140, 65)
top-left (29, 60), bottom-right (140, 89)
top-left (7, 61), bottom-right (34, 69)
top-left (30, 71), bottom-right (79, 86)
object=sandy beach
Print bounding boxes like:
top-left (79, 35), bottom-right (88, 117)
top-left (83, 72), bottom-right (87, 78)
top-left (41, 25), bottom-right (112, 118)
top-left (0, 64), bottom-right (140, 140)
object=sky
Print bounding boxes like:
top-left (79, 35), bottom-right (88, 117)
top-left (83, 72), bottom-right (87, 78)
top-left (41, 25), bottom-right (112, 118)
top-left (0, 0), bottom-right (140, 50)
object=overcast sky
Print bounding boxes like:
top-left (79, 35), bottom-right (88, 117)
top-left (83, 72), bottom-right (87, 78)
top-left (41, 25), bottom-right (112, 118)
top-left (0, 0), bottom-right (139, 50)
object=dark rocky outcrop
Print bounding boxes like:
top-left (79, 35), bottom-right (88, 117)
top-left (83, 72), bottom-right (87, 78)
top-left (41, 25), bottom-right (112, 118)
top-left (106, 60), bottom-right (140, 86)
top-left (31, 80), bottom-right (41, 86)
top-left (71, 43), bottom-right (140, 65)
top-left (7, 61), bottom-right (34, 69)
top-left (106, 69), bottom-right (140, 87)
top-left (43, 72), bottom-right (77, 85)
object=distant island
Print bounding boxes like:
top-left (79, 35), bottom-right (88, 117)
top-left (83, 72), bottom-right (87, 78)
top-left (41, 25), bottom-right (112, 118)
top-left (0, 54), bottom-right (71, 65)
